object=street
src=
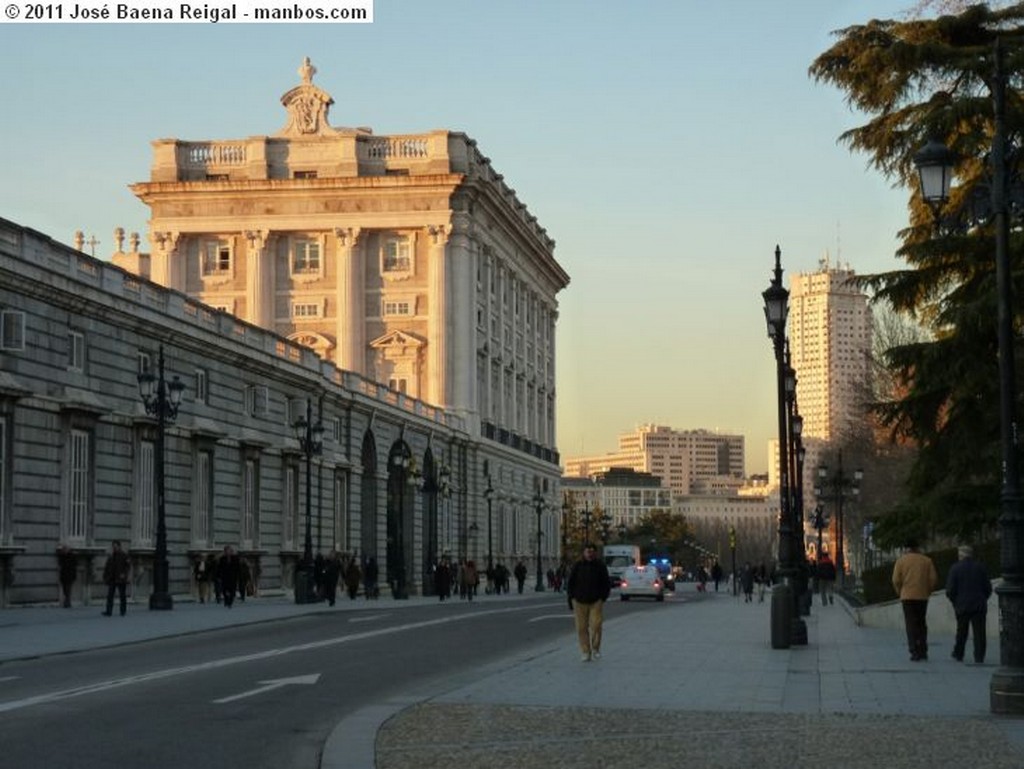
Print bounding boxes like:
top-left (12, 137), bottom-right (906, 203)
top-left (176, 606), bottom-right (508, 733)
top-left (0, 594), bottom-right (670, 769)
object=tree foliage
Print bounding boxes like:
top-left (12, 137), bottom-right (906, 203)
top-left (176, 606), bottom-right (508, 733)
top-left (809, 3), bottom-right (1024, 543)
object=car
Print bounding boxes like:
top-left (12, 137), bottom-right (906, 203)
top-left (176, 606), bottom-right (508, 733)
top-left (618, 564), bottom-right (665, 601)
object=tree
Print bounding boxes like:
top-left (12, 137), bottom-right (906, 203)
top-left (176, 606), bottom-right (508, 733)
top-left (809, 3), bottom-right (1024, 543)
top-left (621, 509), bottom-right (691, 564)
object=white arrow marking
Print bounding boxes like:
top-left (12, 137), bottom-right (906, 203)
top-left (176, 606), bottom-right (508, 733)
top-left (213, 673), bottom-right (321, 704)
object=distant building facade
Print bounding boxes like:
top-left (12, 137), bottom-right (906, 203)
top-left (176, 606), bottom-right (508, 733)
top-left (561, 468), bottom-right (671, 531)
top-left (564, 424), bottom-right (744, 496)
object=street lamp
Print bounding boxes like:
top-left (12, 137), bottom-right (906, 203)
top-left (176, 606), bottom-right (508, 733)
top-left (137, 344), bottom-right (185, 611)
top-left (815, 452), bottom-right (862, 590)
top-left (533, 486), bottom-right (546, 592)
top-left (389, 452), bottom-right (420, 600)
top-left (761, 245), bottom-right (804, 649)
top-left (292, 398), bottom-right (324, 604)
top-left (912, 40), bottom-right (1024, 713)
top-left (811, 504), bottom-right (828, 560)
top-left (561, 494), bottom-right (573, 566)
top-left (580, 501), bottom-right (592, 545)
top-left (485, 474), bottom-right (494, 574)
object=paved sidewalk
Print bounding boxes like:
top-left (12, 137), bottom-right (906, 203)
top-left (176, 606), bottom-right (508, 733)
top-left (368, 589), bottom-right (1024, 769)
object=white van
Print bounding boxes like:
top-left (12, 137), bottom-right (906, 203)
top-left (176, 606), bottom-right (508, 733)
top-left (603, 544), bottom-right (641, 587)
top-left (619, 564), bottom-right (665, 601)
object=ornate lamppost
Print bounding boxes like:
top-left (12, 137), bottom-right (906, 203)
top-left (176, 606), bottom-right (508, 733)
top-left (580, 500), bottom-right (592, 544)
top-left (913, 42), bottom-right (1024, 713)
top-left (533, 486), bottom-right (546, 592)
top-left (485, 474), bottom-right (494, 574)
top-left (137, 344), bottom-right (185, 611)
top-left (811, 504), bottom-right (828, 561)
top-left (815, 451), bottom-right (862, 590)
top-left (292, 398), bottom-right (324, 604)
top-left (761, 245), bottom-right (805, 648)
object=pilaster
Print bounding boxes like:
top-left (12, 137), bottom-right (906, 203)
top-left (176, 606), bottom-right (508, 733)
top-left (334, 227), bottom-right (363, 374)
top-left (244, 229), bottom-right (273, 328)
top-left (150, 231), bottom-right (181, 290)
top-left (427, 224), bottom-right (450, 407)
top-left (449, 210), bottom-right (478, 419)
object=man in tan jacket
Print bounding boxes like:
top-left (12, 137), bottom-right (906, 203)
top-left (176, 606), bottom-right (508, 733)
top-left (892, 538), bottom-right (939, 661)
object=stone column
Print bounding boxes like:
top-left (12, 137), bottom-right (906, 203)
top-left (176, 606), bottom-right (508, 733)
top-left (427, 224), bottom-right (450, 407)
top-left (150, 231), bottom-right (181, 289)
top-left (334, 227), bottom-right (363, 374)
top-left (244, 230), bottom-right (274, 329)
top-left (449, 212), bottom-right (478, 419)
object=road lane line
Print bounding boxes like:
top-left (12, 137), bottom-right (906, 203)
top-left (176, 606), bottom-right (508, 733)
top-left (212, 673), bottom-right (321, 704)
top-left (0, 603), bottom-right (559, 714)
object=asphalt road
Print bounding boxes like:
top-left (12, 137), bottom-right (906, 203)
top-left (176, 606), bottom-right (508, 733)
top-left (0, 595), bottom-right (665, 769)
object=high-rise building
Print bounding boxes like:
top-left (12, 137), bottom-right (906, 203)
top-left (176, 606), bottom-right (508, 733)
top-left (788, 256), bottom-right (873, 442)
top-left (118, 58), bottom-right (569, 463)
top-left (563, 424), bottom-right (744, 497)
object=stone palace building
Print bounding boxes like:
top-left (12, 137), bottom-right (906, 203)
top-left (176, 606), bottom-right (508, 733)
top-left (0, 59), bottom-right (568, 607)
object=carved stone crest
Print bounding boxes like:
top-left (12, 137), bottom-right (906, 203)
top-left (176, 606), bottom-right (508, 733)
top-left (277, 57), bottom-right (335, 137)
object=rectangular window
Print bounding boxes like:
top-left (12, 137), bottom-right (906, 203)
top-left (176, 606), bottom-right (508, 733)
top-left (283, 463), bottom-right (298, 550)
top-left (291, 240), bottom-right (321, 275)
top-left (246, 385), bottom-right (269, 417)
top-left (138, 351), bottom-right (151, 375)
top-left (382, 237), bottom-right (411, 272)
top-left (389, 378), bottom-right (408, 393)
top-left (293, 170), bottom-right (318, 179)
top-left (201, 241), bottom-right (232, 276)
top-left (193, 449), bottom-right (212, 545)
top-left (68, 330), bottom-right (85, 372)
top-left (327, 417), bottom-right (341, 443)
top-left (292, 303), bottom-right (321, 318)
top-left (194, 369), bottom-right (208, 405)
top-left (242, 457), bottom-right (258, 549)
top-left (0, 311), bottom-right (25, 351)
top-left (383, 300), bottom-right (411, 317)
top-left (0, 417), bottom-right (5, 541)
top-left (65, 429), bottom-right (90, 543)
top-left (134, 440), bottom-right (155, 547)
top-left (334, 474), bottom-right (348, 553)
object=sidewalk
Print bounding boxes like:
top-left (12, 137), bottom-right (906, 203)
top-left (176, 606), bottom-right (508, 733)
top-left (368, 589), bottom-right (1024, 769)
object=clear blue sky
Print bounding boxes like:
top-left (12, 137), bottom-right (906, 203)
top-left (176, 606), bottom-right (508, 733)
top-left (0, 1), bottom-right (919, 473)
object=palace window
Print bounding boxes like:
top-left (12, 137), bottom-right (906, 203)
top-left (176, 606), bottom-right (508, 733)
top-left (291, 240), bottom-right (321, 276)
top-left (0, 311), bottom-right (25, 351)
top-left (192, 448), bottom-right (213, 545)
top-left (293, 302), bottom-right (321, 318)
top-left (64, 429), bottom-right (91, 544)
top-left (133, 439), bottom-right (155, 547)
top-left (382, 236), bottom-right (411, 273)
top-left (68, 330), bottom-right (85, 372)
top-left (194, 368), bottom-right (208, 405)
top-left (201, 241), bottom-right (232, 276)
top-left (383, 300), bottom-right (412, 317)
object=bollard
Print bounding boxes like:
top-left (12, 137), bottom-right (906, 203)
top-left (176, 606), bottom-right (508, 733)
top-left (771, 582), bottom-right (793, 649)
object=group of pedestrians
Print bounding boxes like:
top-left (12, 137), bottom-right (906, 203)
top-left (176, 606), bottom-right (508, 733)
top-left (432, 557), bottom-right (480, 600)
top-left (191, 546), bottom-right (254, 607)
top-left (892, 539), bottom-right (991, 664)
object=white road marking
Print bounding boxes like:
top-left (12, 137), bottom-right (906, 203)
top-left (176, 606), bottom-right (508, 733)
top-left (348, 614), bottom-right (390, 623)
top-left (0, 676), bottom-right (19, 683)
top-left (528, 614), bottom-right (571, 623)
top-left (0, 603), bottom-right (554, 714)
top-left (213, 673), bottom-right (321, 704)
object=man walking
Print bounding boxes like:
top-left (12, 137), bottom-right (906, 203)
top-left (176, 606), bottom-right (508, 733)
top-left (817, 551), bottom-right (837, 606)
top-left (566, 543), bottom-right (611, 662)
top-left (101, 540), bottom-right (130, 617)
top-left (946, 544), bottom-right (992, 664)
top-left (892, 538), bottom-right (939, 661)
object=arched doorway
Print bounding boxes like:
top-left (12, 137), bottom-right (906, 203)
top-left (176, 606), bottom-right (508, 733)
top-left (360, 431), bottom-right (377, 571)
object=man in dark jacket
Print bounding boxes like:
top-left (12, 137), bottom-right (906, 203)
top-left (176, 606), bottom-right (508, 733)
top-left (567, 543), bottom-right (611, 662)
top-left (946, 544), bottom-right (992, 663)
top-left (101, 540), bottom-right (130, 616)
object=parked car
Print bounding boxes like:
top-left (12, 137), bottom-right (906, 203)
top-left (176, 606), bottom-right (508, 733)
top-left (619, 564), bottom-right (665, 602)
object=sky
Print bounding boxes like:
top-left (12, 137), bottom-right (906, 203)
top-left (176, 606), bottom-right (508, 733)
top-left (0, 0), bottom-right (923, 473)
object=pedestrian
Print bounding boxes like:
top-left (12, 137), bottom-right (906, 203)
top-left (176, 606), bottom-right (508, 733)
top-left (217, 545), bottom-right (241, 608)
top-left (756, 562), bottom-right (769, 603)
top-left (238, 557), bottom-right (252, 601)
top-left (313, 553), bottom-right (325, 600)
top-left (710, 561), bottom-right (723, 592)
top-left (194, 555), bottom-right (211, 604)
top-left (462, 560), bottom-right (479, 601)
top-left (566, 543), bottom-right (611, 662)
top-left (101, 540), bottom-right (130, 617)
top-left (322, 550), bottom-right (341, 606)
top-left (57, 544), bottom-right (77, 608)
top-left (208, 553), bottom-right (222, 604)
top-left (891, 537), bottom-right (939, 661)
top-left (344, 556), bottom-right (361, 600)
top-left (817, 552), bottom-right (837, 606)
top-left (740, 562), bottom-right (754, 603)
top-left (435, 556), bottom-right (453, 600)
top-left (946, 544), bottom-right (992, 664)
top-left (513, 560), bottom-right (527, 594)
top-left (363, 556), bottom-right (379, 599)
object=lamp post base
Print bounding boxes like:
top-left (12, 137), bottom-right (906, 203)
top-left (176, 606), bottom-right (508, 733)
top-left (149, 592), bottom-right (173, 611)
top-left (294, 568), bottom-right (318, 604)
top-left (991, 668), bottom-right (1024, 714)
top-left (770, 583), bottom-right (793, 649)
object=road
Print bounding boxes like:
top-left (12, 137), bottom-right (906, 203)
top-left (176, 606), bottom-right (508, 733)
top-left (0, 594), bottom-right (672, 769)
